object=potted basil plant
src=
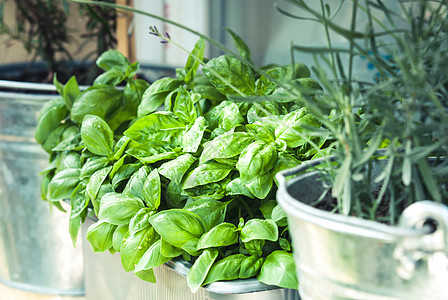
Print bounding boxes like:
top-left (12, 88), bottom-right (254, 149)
top-left (35, 23), bottom-right (328, 297)
top-left (276, 1), bottom-right (448, 299)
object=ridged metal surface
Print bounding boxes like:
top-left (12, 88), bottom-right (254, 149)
top-left (82, 218), bottom-right (300, 300)
top-left (0, 90), bottom-right (84, 296)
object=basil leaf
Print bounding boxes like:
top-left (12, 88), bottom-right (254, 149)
top-left (197, 223), bottom-right (238, 250)
top-left (149, 209), bottom-right (206, 249)
top-left (203, 55), bottom-right (256, 96)
top-left (226, 178), bottom-right (255, 198)
top-left (81, 114), bottom-right (115, 156)
top-left (204, 101), bottom-right (244, 131)
top-left (203, 254), bottom-right (260, 285)
top-left (165, 181), bottom-right (188, 208)
top-left (200, 132), bottom-right (255, 164)
top-left (98, 192), bottom-right (145, 225)
top-left (96, 49), bottom-right (130, 72)
top-left (187, 248), bottom-right (218, 293)
top-left (47, 168), bottom-right (80, 201)
top-left (244, 239), bottom-right (265, 256)
top-left (240, 255), bottom-right (264, 279)
top-left (245, 171), bottom-right (274, 199)
top-left (184, 199), bottom-right (231, 231)
top-left (236, 141), bottom-right (277, 183)
top-left (257, 250), bottom-right (298, 289)
top-left (35, 98), bottom-right (68, 146)
top-left (158, 153), bottom-right (196, 185)
top-left (80, 157), bottom-right (109, 179)
top-left (160, 238), bottom-right (184, 258)
top-left (225, 28), bottom-right (252, 62)
top-left (181, 116), bottom-right (207, 153)
top-left (129, 207), bottom-right (153, 234)
top-left (138, 78), bottom-right (182, 117)
top-left (94, 69), bottom-right (125, 86)
top-left (142, 169), bottom-right (161, 210)
top-left (86, 220), bottom-right (117, 252)
top-left (183, 38), bottom-right (205, 85)
top-left (241, 219), bottom-right (278, 243)
top-left (111, 162), bottom-right (142, 189)
top-left (123, 166), bottom-right (151, 199)
top-left (246, 123), bottom-right (275, 143)
top-left (120, 226), bottom-right (158, 271)
top-left (112, 224), bottom-right (129, 252)
top-left (86, 166), bottom-right (112, 214)
top-left (134, 240), bottom-right (170, 283)
top-left (70, 85), bottom-right (123, 124)
top-left (275, 108), bottom-right (320, 148)
top-left (62, 76), bottom-right (80, 109)
top-left (57, 151), bottom-right (81, 171)
top-left (271, 204), bottom-right (288, 227)
top-left (113, 136), bottom-right (131, 160)
top-left (124, 111), bottom-right (186, 145)
top-left (182, 161), bottom-right (233, 189)
top-left (173, 86), bottom-right (196, 124)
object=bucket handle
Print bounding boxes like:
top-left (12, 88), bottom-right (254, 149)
top-left (275, 156), bottom-right (334, 186)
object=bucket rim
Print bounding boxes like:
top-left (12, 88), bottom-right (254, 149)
top-left (275, 157), bottom-right (428, 241)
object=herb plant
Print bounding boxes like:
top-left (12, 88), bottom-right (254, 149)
top-left (278, 0), bottom-right (448, 223)
top-left (36, 32), bottom-right (325, 290)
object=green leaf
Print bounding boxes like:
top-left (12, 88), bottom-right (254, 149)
top-left (182, 162), bottom-right (233, 189)
top-left (203, 55), bottom-right (256, 96)
top-left (271, 205), bottom-right (288, 227)
top-left (165, 181), bottom-right (188, 208)
top-left (81, 114), bottom-right (115, 156)
top-left (93, 69), bottom-right (125, 86)
top-left (111, 162), bottom-right (142, 190)
top-left (181, 116), bottom-right (207, 153)
top-left (96, 49), bottom-right (130, 72)
top-left (86, 166), bottom-right (112, 213)
top-left (112, 224), bottom-right (129, 252)
top-left (226, 178), bottom-right (255, 198)
top-left (239, 255), bottom-right (264, 279)
top-left (184, 199), bottom-right (230, 231)
top-left (47, 168), bottom-right (80, 201)
top-left (63, 76), bottom-right (80, 109)
top-left (246, 123), bottom-right (275, 143)
top-left (142, 169), bottom-right (161, 210)
top-left (123, 166), bottom-right (151, 199)
top-left (241, 219), bottom-right (278, 243)
top-left (86, 220), bottom-right (117, 252)
top-left (245, 171), bottom-right (274, 199)
top-left (120, 226), bottom-right (158, 272)
top-left (187, 248), bottom-right (219, 293)
top-left (173, 86), bottom-right (197, 124)
top-left (236, 141), bottom-right (277, 183)
top-left (204, 101), bottom-right (244, 132)
top-left (134, 240), bottom-right (171, 283)
top-left (244, 239), bottom-right (265, 256)
top-left (70, 85), bottom-right (123, 124)
top-left (124, 111), bottom-right (186, 145)
top-left (158, 153), bottom-right (196, 185)
top-left (98, 192), bottom-right (145, 225)
top-left (149, 209), bottom-right (206, 249)
top-left (257, 251), bottom-right (298, 289)
top-left (138, 78), bottom-right (182, 117)
top-left (200, 132), bottom-right (255, 164)
top-left (129, 208), bottom-right (153, 234)
top-left (275, 108), bottom-right (320, 148)
top-left (225, 28), bottom-right (252, 62)
top-left (35, 98), bottom-right (68, 145)
top-left (184, 38), bottom-right (205, 85)
top-left (197, 223), bottom-right (238, 250)
top-left (160, 238), bottom-right (184, 258)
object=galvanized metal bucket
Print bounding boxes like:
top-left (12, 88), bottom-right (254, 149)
top-left (0, 83), bottom-right (85, 296)
top-left (276, 158), bottom-right (448, 300)
top-left (81, 217), bottom-right (300, 300)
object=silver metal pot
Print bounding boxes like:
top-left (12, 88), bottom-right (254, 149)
top-left (0, 84), bottom-right (84, 296)
top-left (276, 158), bottom-right (448, 300)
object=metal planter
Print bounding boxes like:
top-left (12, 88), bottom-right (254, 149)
top-left (276, 158), bottom-right (448, 300)
top-left (0, 82), bottom-right (84, 296)
top-left (81, 217), bottom-right (300, 300)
